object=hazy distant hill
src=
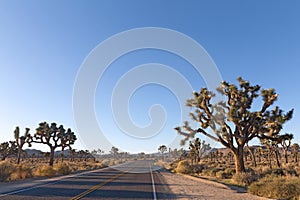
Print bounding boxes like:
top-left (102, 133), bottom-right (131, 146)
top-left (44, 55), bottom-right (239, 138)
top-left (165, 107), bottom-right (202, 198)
top-left (24, 149), bottom-right (71, 156)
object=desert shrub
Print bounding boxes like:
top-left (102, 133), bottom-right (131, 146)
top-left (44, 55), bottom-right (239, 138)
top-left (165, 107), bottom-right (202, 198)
top-left (216, 171), bottom-right (227, 179)
top-left (169, 161), bottom-right (179, 170)
top-left (0, 161), bottom-right (15, 181)
top-left (54, 163), bottom-right (71, 175)
top-left (224, 168), bottom-right (236, 176)
top-left (175, 160), bottom-right (191, 174)
top-left (232, 172), bottom-right (258, 186)
top-left (100, 159), bottom-right (110, 166)
top-left (262, 168), bottom-right (285, 177)
top-left (113, 160), bottom-right (121, 165)
top-left (10, 165), bottom-right (33, 180)
top-left (202, 168), bottom-right (224, 177)
top-left (88, 163), bottom-right (104, 170)
top-left (284, 169), bottom-right (298, 177)
top-left (191, 164), bottom-right (206, 174)
top-left (248, 176), bottom-right (300, 199)
top-left (34, 165), bottom-right (56, 177)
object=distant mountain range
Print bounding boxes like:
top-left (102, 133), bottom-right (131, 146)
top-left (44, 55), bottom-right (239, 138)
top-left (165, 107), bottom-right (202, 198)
top-left (24, 149), bottom-right (72, 156)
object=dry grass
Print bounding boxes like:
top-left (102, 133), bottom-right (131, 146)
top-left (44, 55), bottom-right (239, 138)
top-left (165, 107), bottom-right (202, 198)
top-left (53, 163), bottom-right (71, 175)
top-left (0, 158), bottom-right (112, 181)
top-left (10, 165), bottom-right (33, 180)
top-left (248, 176), bottom-right (300, 199)
top-left (34, 165), bottom-right (56, 177)
top-left (0, 161), bottom-right (15, 181)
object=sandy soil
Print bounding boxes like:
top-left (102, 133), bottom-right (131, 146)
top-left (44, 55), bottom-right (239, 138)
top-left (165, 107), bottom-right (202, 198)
top-left (158, 170), bottom-right (271, 200)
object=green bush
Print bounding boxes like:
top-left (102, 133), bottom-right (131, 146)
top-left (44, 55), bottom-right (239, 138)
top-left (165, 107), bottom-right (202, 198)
top-left (175, 160), bottom-right (191, 174)
top-left (248, 176), bottom-right (300, 199)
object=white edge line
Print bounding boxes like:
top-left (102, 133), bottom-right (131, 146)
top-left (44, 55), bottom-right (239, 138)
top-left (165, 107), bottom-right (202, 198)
top-left (149, 164), bottom-right (157, 200)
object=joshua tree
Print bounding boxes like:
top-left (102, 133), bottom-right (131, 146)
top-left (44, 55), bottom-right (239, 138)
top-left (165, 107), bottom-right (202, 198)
top-left (158, 145), bottom-right (167, 154)
top-left (227, 151), bottom-right (234, 163)
top-left (158, 145), bottom-right (167, 160)
top-left (91, 148), bottom-right (104, 161)
top-left (31, 122), bottom-right (77, 166)
top-left (14, 126), bottom-right (32, 164)
top-left (69, 149), bottom-right (77, 162)
top-left (254, 146), bottom-right (263, 163)
top-left (175, 77), bottom-right (293, 174)
top-left (189, 138), bottom-right (211, 165)
top-left (280, 133), bottom-right (293, 163)
top-left (272, 141), bottom-right (281, 168)
top-left (189, 138), bottom-right (200, 164)
top-left (292, 143), bottom-right (299, 163)
top-left (110, 146), bottom-right (119, 158)
top-left (0, 141), bottom-right (17, 160)
top-left (261, 139), bottom-right (276, 168)
top-left (78, 150), bottom-right (91, 161)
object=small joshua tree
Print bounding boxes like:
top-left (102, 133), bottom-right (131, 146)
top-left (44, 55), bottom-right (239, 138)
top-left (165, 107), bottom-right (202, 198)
top-left (280, 133), bottom-right (293, 164)
top-left (14, 126), bottom-right (32, 164)
top-left (158, 145), bottom-right (167, 160)
top-left (0, 141), bottom-right (17, 160)
top-left (292, 143), bottom-right (299, 163)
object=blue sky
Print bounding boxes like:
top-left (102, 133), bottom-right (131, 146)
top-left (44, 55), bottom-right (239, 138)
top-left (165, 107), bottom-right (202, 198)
top-left (0, 1), bottom-right (299, 153)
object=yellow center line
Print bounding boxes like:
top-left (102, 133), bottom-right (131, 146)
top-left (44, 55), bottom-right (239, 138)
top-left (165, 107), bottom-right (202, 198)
top-left (71, 166), bottom-right (133, 200)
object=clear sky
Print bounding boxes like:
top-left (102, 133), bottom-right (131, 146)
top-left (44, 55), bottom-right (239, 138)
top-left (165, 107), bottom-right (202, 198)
top-left (0, 1), bottom-right (299, 153)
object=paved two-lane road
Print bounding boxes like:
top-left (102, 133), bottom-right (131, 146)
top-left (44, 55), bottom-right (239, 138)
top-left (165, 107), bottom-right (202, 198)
top-left (0, 160), bottom-right (173, 199)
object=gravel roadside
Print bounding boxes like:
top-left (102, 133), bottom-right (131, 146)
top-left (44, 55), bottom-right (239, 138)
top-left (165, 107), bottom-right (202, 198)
top-left (158, 170), bottom-right (271, 200)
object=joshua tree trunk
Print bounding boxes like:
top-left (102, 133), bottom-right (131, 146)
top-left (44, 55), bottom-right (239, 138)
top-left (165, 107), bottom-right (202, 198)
top-left (284, 150), bottom-right (288, 164)
top-left (275, 149), bottom-right (281, 168)
top-left (17, 149), bottom-right (22, 164)
top-left (49, 147), bottom-right (55, 167)
top-left (232, 146), bottom-right (246, 174)
top-left (268, 153), bottom-right (272, 169)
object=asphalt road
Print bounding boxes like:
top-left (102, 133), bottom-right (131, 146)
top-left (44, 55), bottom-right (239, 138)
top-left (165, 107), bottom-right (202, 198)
top-left (0, 160), bottom-right (173, 200)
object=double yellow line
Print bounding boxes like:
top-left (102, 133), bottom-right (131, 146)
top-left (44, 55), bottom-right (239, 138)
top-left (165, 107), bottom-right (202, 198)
top-left (71, 168), bottom-right (131, 200)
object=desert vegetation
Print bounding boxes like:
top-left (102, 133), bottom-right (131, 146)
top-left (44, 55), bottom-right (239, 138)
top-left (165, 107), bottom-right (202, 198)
top-left (1, 77), bottom-right (299, 199)
top-left (0, 121), bottom-right (129, 182)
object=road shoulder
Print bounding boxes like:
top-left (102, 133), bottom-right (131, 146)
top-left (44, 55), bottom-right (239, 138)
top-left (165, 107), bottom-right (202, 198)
top-left (159, 169), bottom-right (271, 200)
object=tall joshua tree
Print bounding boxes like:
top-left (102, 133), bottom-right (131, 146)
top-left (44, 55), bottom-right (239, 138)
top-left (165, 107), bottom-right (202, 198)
top-left (14, 126), bottom-right (32, 164)
top-left (31, 122), bottom-right (77, 166)
top-left (175, 77), bottom-right (293, 174)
